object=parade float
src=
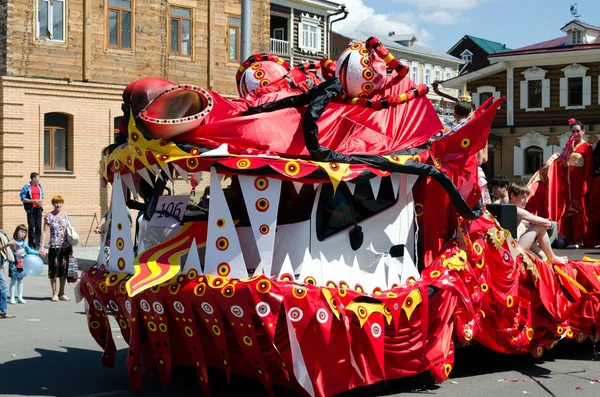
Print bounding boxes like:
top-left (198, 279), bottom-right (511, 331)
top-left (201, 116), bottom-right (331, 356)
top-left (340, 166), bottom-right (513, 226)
top-left (80, 37), bottom-right (600, 397)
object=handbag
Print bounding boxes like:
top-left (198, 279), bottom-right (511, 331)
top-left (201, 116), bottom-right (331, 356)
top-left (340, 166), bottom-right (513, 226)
top-left (65, 213), bottom-right (79, 246)
top-left (67, 255), bottom-right (79, 280)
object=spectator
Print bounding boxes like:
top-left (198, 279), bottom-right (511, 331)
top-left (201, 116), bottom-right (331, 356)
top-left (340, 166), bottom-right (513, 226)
top-left (19, 172), bottom-right (44, 250)
top-left (490, 174), bottom-right (510, 204)
top-left (8, 225), bottom-right (43, 304)
top-left (41, 195), bottom-right (72, 302)
top-left (509, 183), bottom-right (568, 264)
top-left (0, 240), bottom-right (17, 318)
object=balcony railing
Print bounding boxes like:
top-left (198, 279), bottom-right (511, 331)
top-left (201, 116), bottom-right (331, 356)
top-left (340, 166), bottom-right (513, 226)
top-left (270, 38), bottom-right (289, 55)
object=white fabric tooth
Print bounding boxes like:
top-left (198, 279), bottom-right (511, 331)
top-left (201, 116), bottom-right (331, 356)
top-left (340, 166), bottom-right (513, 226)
top-left (370, 254), bottom-right (388, 292)
top-left (390, 173), bottom-right (401, 198)
top-left (399, 252), bottom-right (421, 285)
top-left (292, 181), bottom-right (304, 194)
top-left (172, 163), bottom-right (189, 183)
top-left (204, 167), bottom-right (248, 278)
top-left (387, 256), bottom-right (402, 288)
top-left (150, 163), bottom-right (163, 180)
top-left (107, 173), bottom-right (135, 274)
top-left (298, 248), bottom-right (321, 285)
top-left (312, 183), bottom-right (319, 190)
top-left (121, 172), bottom-right (138, 198)
top-left (160, 162), bottom-right (172, 180)
top-left (369, 176), bottom-right (382, 199)
top-left (179, 238), bottom-right (202, 275)
top-left (137, 168), bottom-right (154, 187)
top-left (199, 143), bottom-right (229, 157)
top-left (238, 175), bottom-right (281, 277)
top-left (346, 181), bottom-right (356, 195)
top-left (278, 253), bottom-right (295, 280)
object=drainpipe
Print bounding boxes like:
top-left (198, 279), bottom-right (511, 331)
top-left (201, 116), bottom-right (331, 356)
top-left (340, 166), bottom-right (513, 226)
top-left (327, 5), bottom-right (347, 59)
top-left (83, 0), bottom-right (91, 81)
top-left (241, 0), bottom-right (253, 61)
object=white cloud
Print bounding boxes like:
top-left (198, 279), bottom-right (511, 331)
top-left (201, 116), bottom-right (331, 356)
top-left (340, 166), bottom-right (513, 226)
top-left (392, 0), bottom-right (486, 10)
top-left (333, 0), bottom-right (433, 44)
top-left (418, 11), bottom-right (462, 25)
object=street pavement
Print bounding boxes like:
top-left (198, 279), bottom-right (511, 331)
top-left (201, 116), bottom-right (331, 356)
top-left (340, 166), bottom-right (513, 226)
top-left (1, 247), bottom-right (599, 397)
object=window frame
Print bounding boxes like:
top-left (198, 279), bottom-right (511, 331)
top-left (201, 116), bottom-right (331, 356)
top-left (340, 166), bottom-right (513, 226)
top-left (298, 13), bottom-right (321, 53)
top-left (523, 146), bottom-right (544, 175)
top-left (567, 76), bottom-right (583, 107)
top-left (520, 67), bottom-right (550, 112)
top-left (227, 15), bottom-right (241, 64)
top-left (107, 0), bottom-right (133, 51)
top-left (169, 5), bottom-right (193, 57)
top-left (44, 125), bottom-right (69, 171)
top-left (36, 0), bottom-right (66, 43)
top-left (527, 79), bottom-right (543, 109)
top-left (560, 63), bottom-right (590, 110)
top-left (424, 67), bottom-right (431, 86)
top-left (460, 49), bottom-right (473, 63)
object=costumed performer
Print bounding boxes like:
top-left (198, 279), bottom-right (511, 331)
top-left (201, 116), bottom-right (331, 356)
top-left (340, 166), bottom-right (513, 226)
top-left (558, 119), bottom-right (593, 248)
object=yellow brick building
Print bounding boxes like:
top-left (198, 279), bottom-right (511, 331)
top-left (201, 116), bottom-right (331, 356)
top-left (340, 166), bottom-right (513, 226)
top-left (0, 0), bottom-right (271, 243)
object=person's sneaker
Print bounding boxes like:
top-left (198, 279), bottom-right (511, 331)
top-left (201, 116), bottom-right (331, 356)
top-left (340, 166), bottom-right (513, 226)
top-left (566, 243), bottom-right (581, 249)
top-left (51, 295), bottom-right (59, 302)
top-left (0, 314), bottom-right (15, 319)
top-left (59, 295), bottom-right (70, 301)
top-left (9, 298), bottom-right (16, 305)
top-left (18, 298), bottom-right (26, 304)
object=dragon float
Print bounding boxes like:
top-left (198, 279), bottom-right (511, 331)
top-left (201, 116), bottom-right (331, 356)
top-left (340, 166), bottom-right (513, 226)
top-left (80, 37), bottom-right (600, 396)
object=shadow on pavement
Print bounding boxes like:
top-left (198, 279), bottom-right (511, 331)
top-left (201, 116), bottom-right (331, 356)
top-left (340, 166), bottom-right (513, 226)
top-left (1, 340), bottom-right (596, 397)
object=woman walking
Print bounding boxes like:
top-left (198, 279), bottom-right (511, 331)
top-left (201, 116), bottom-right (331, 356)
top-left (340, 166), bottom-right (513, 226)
top-left (41, 195), bottom-right (72, 302)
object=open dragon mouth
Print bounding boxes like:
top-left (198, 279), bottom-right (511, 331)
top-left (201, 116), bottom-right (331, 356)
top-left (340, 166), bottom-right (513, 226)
top-left (81, 40), bottom-right (600, 397)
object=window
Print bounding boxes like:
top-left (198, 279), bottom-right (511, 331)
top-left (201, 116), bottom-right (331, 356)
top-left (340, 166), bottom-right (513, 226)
top-left (571, 30), bottom-right (583, 44)
top-left (524, 146), bottom-right (543, 175)
top-left (37, 0), bottom-right (65, 42)
top-left (44, 113), bottom-right (69, 170)
top-left (410, 65), bottom-right (418, 83)
top-left (273, 28), bottom-right (285, 40)
top-left (527, 80), bottom-right (542, 108)
top-left (316, 177), bottom-right (397, 241)
top-left (299, 14), bottom-right (321, 53)
top-left (424, 68), bottom-right (431, 86)
top-left (302, 22), bottom-right (318, 51)
top-left (108, 0), bottom-right (132, 50)
top-left (460, 49), bottom-right (472, 63)
top-left (170, 6), bottom-right (192, 56)
top-left (560, 64), bottom-right (590, 109)
top-left (444, 71), bottom-right (451, 80)
top-left (520, 67), bottom-right (550, 111)
top-left (568, 77), bottom-right (583, 106)
top-left (434, 70), bottom-right (441, 83)
top-left (228, 16), bottom-right (240, 62)
top-left (479, 92), bottom-right (493, 104)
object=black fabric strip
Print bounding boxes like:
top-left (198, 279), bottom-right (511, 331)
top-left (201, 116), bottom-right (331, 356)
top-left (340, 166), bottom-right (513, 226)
top-left (243, 78), bottom-right (482, 219)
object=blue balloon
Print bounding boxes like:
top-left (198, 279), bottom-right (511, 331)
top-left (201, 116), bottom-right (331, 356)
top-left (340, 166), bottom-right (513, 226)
top-left (23, 255), bottom-right (44, 277)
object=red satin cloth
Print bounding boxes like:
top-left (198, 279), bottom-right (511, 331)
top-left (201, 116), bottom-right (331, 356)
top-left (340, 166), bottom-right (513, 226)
top-left (174, 74), bottom-right (443, 157)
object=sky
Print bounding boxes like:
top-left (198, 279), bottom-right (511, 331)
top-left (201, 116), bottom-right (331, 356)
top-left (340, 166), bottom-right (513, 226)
top-left (331, 0), bottom-right (600, 52)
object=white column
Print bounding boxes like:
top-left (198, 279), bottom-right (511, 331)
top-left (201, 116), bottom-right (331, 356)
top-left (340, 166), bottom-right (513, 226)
top-left (507, 64), bottom-right (514, 125)
top-left (289, 7), bottom-right (294, 65)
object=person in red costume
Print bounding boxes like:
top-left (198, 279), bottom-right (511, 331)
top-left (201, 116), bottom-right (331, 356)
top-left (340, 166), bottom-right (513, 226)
top-left (558, 118), bottom-right (594, 248)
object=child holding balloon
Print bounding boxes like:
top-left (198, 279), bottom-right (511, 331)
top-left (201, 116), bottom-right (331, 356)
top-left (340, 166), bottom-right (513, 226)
top-left (8, 224), bottom-right (44, 304)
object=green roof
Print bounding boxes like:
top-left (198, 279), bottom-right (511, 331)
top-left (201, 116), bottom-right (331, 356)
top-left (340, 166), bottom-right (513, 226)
top-left (465, 35), bottom-right (510, 54)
